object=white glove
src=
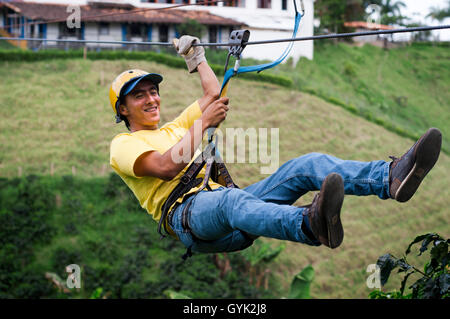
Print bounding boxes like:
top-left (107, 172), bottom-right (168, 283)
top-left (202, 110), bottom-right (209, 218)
top-left (173, 35), bottom-right (206, 73)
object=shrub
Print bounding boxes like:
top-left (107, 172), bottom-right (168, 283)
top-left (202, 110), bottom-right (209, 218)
top-left (370, 233), bottom-right (449, 299)
top-left (0, 49), bottom-right (292, 88)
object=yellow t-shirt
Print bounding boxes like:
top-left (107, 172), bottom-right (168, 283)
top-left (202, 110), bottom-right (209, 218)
top-left (109, 100), bottom-right (222, 235)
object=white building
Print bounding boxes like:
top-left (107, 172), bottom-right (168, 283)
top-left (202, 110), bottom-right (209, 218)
top-left (131, 0), bottom-right (315, 63)
top-left (1, 0), bottom-right (315, 62)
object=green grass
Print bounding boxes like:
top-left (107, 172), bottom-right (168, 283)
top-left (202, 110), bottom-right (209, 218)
top-left (0, 58), bottom-right (449, 298)
top-left (272, 42), bottom-right (450, 153)
top-left (0, 40), bottom-right (17, 50)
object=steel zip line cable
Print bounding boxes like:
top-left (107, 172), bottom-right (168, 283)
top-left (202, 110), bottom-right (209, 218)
top-left (1, 25), bottom-right (449, 47)
top-left (0, 0), bottom-right (229, 30)
top-left (233, 24), bottom-right (450, 47)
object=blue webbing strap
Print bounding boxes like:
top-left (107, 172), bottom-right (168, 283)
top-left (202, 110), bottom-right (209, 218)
top-left (220, 12), bottom-right (303, 94)
top-left (199, 1), bottom-right (304, 191)
top-left (207, 1), bottom-right (304, 143)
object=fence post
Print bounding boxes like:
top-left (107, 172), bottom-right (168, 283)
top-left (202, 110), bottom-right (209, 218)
top-left (72, 166), bottom-right (76, 176)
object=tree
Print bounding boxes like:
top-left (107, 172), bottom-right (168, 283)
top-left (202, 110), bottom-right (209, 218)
top-left (361, 0), bottom-right (407, 25)
top-left (427, 0), bottom-right (450, 23)
top-left (176, 19), bottom-right (206, 39)
top-left (315, 0), bottom-right (365, 34)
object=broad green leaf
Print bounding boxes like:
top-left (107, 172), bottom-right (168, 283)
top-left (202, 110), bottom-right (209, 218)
top-left (400, 272), bottom-right (414, 295)
top-left (430, 241), bottom-right (448, 265)
top-left (164, 289), bottom-right (191, 299)
top-left (404, 233), bottom-right (439, 255)
top-left (288, 265), bottom-right (315, 299)
top-left (396, 258), bottom-right (412, 272)
top-left (438, 274), bottom-right (450, 295)
top-left (419, 234), bottom-right (441, 256)
top-left (90, 287), bottom-right (103, 299)
top-left (422, 277), bottom-right (439, 299)
top-left (405, 234), bottom-right (429, 255)
top-left (377, 254), bottom-right (398, 286)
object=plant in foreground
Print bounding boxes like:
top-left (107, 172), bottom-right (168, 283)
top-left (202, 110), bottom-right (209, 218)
top-left (370, 233), bottom-right (449, 299)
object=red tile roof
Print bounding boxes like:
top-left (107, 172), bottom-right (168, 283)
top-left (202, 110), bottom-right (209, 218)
top-left (1, 1), bottom-right (244, 26)
top-left (344, 21), bottom-right (395, 31)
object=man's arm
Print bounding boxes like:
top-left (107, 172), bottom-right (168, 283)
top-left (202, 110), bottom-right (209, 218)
top-left (133, 97), bottom-right (229, 180)
top-left (174, 35), bottom-right (221, 112)
top-left (134, 35), bottom-right (224, 180)
top-left (197, 61), bottom-right (220, 112)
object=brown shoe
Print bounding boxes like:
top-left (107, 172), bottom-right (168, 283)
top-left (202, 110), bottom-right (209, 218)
top-left (389, 128), bottom-right (442, 202)
top-left (303, 173), bottom-right (345, 249)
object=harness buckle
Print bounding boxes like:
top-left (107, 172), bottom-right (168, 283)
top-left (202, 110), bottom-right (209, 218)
top-left (180, 175), bottom-right (190, 185)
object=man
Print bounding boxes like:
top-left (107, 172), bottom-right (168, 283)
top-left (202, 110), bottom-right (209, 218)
top-left (109, 36), bottom-right (442, 257)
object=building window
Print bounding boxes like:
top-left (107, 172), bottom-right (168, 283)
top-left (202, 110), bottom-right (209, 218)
top-left (209, 26), bottom-right (217, 43)
top-left (38, 24), bottom-right (46, 38)
top-left (130, 23), bottom-right (142, 38)
top-left (257, 0), bottom-right (271, 9)
top-left (146, 0), bottom-right (188, 3)
top-left (99, 22), bottom-right (109, 36)
top-left (59, 22), bottom-right (81, 39)
top-left (203, 0), bottom-right (218, 6)
top-left (30, 24), bottom-right (35, 38)
top-left (282, 0), bottom-right (287, 10)
top-left (159, 25), bottom-right (169, 42)
top-left (7, 13), bottom-right (21, 35)
top-left (223, 0), bottom-right (244, 7)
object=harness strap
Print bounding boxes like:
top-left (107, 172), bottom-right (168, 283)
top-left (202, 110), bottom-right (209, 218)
top-left (158, 142), bottom-right (236, 238)
top-left (158, 176), bottom-right (203, 238)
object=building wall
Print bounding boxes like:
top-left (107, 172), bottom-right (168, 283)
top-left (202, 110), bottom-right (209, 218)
top-left (84, 22), bottom-right (123, 47)
top-left (45, 23), bottom-right (59, 46)
top-left (14, 0), bottom-right (315, 62)
top-left (206, 0), bottom-right (314, 63)
top-left (130, 0), bottom-right (315, 62)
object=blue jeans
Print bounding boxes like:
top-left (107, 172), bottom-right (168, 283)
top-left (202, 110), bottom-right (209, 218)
top-left (168, 153), bottom-right (391, 254)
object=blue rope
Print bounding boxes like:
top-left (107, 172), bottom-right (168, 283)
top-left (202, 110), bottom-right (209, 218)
top-left (219, 9), bottom-right (303, 96)
top-left (207, 1), bottom-right (304, 155)
top-left (206, 5), bottom-right (303, 145)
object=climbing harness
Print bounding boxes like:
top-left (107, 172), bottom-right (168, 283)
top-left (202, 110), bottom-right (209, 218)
top-left (158, 0), bottom-right (305, 244)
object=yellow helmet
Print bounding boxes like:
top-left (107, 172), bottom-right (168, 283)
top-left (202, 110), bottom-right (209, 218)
top-left (109, 69), bottom-right (163, 123)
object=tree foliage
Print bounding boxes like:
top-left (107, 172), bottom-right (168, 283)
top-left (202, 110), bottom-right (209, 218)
top-left (427, 0), bottom-right (450, 22)
top-left (315, 0), bottom-right (408, 35)
top-left (176, 19), bottom-right (206, 39)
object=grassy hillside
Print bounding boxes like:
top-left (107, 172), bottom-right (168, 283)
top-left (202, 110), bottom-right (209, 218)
top-left (0, 58), bottom-right (449, 298)
top-left (274, 42), bottom-right (450, 152)
top-left (208, 42), bottom-right (450, 152)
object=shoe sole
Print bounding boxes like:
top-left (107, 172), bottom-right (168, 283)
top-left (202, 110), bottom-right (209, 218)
top-left (395, 128), bottom-right (442, 203)
top-left (321, 173), bottom-right (345, 249)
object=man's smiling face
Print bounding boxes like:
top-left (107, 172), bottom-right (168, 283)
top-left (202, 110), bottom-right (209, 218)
top-left (120, 79), bottom-right (161, 131)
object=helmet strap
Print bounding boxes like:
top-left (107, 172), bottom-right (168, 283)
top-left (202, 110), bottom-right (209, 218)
top-left (115, 99), bottom-right (123, 123)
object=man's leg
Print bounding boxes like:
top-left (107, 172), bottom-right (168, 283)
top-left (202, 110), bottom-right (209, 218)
top-left (168, 187), bottom-right (322, 254)
top-left (169, 172), bottom-right (348, 253)
top-left (244, 152), bottom-right (390, 204)
top-left (244, 128), bottom-right (442, 205)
